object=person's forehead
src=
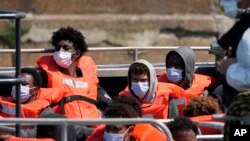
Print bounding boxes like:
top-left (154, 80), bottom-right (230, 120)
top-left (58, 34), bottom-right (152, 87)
top-left (21, 73), bottom-right (34, 85)
top-left (131, 73), bottom-right (148, 78)
top-left (172, 130), bottom-right (196, 141)
top-left (168, 53), bottom-right (182, 61)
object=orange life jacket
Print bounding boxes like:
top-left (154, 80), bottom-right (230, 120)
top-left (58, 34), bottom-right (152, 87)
top-left (86, 124), bottom-right (168, 141)
top-left (191, 115), bottom-right (222, 134)
top-left (120, 82), bottom-right (184, 119)
top-left (37, 56), bottom-right (100, 119)
top-left (0, 88), bottom-right (62, 118)
top-left (185, 74), bottom-right (217, 101)
top-left (158, 73), bottom-right (217, 115)
top-left (7, 137), bottom-right (55, 141)
top-left (132, 124), bottom-right (168, 141)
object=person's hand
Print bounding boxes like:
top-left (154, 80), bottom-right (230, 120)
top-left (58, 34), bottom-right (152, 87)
top-left (216, 56), bottom-right (237, 75)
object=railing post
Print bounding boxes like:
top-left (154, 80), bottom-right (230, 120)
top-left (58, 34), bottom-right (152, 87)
top-left (133, 48), bottom-right (139, 61)
top-left (15, 18), bottom-right (21, 137)
top-left (62, 123), bottom-right (68, 141)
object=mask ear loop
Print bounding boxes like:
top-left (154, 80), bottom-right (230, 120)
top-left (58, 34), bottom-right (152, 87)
top-left (71, 50), bottom-right (81, 61)
top-left (123, 126), bottom-right (134, 140)
top-left (28, 86), bottom-right (39, 99)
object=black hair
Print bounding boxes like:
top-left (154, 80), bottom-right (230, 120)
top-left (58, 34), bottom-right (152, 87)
top-left (104, 95), bottom-right (142, 118)
top-left (129, 63), bottom-right (149, 76)
top-left (21, 67), bottom-right (42, 87)
top-left (167, 116), bottom-right (199, 136)
top-left (51, 26), bottom-right (88, 55)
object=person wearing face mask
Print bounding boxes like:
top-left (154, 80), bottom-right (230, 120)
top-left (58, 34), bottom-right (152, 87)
top-left (157, 46), bottom-right (218, 115)
top-left (86, 95), bottom-right (168, 141)
top-left (0, 68), bottom-right (64, 118)
top-left (119, 59), bottom-right (184, 119)
top-left (36, 26), bottom-right (102, 119)
top-left (209, 0), bottom-right (250, 108)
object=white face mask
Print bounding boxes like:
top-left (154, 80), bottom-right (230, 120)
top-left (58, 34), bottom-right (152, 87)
top-left (167, 68), bottom-right (183, 84)
top-left (131, 82), bottom-right (149, 100)
top-left (11, 85), bottom-right (31, 104)
top-left (53, 51), bottom-right (74, 68)
top-left (220, 0), bottom-right (238, 18)
top-left (103, 127), bottom-right (131, 141)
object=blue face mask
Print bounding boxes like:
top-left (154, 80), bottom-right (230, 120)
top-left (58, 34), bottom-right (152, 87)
top-left (131, 82), bottom-right (149, 100)
top-left (220, 0), bottom-right (238, 18)
top-left (103, 131), bottom-right (124, 141)
top-left (167, 68), bottom-right (183, 84)
top-left (103, 126), bottom-right (131, 141)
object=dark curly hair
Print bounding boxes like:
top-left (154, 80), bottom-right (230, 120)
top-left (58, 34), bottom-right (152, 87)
top-left (183, 96), bottom-right (220, 117)
top-left (104, 95), bottom-right (142, 118)
top-left (21, 67), bottom-right (42, 87)
top-left (51, 26), bottom-right (88, 55)
top-left (168, 116), bottom-right (199, 136)
top-left (129, 63), bottom-right (149, 76)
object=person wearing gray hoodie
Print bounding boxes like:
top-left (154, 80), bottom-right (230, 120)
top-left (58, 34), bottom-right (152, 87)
top-left (120, 59), bottom-right (184, 119)
top-left (157, 46), bottom-right (218, 115)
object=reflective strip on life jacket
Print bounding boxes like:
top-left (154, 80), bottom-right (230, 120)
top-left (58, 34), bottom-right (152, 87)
top-left (0, 102), bottom-right (16, 116)
top-left (63, 78), bottom-right (88, 89)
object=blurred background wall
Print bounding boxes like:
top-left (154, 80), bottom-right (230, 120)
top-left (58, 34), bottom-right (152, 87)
top-left (0, 0), bottom-right (235, 66)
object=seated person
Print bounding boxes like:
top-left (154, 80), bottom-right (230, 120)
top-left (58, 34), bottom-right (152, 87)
top-left (0, 68), bottom-right (63, 118)
top-left (86, 95), bottom-right (168, 141)
top-left (119, 59), bottom-right (184, 119)
top-left (183, 96), bottom-right (221, 117)
top-left (157, 46), bottom-right (218, 114)
top-left (167, 116), bottom-right (199, 141)
top-left (36, 26), bottom-right (100, 119)
top-left (183, 95), bottom-right (222, 134)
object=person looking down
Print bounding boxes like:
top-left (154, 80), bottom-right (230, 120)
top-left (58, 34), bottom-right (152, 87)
top-left (36, 26), bottom-right (100, 119)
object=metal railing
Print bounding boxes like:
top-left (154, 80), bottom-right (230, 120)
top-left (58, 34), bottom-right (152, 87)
top-left (0, 10), bottom-right (26, 136)
top-left (0, 46), bottom-right (215, 77)
top-left (0, 46), bottom-right (211, 62)
top-left (197, 134), bottom-right (223, 140)
top-left (0, 118), bottom-right (173, 141)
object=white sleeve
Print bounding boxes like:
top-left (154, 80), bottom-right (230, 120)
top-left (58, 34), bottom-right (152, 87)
top-left (226, 63), bottom-right (250, 91)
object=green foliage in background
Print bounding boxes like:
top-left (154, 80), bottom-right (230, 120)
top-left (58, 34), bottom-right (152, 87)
top-left (0, 22), bottom-right (30, 49)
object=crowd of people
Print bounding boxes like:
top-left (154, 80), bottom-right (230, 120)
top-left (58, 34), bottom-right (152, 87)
top-left (0, 0), bottom-right (249, 140)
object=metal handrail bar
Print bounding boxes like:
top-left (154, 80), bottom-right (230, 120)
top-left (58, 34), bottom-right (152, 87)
top-left (213, 115), bottom-right (250, 123)
top-left (0, 77), bottom-right (26, 84)
top-left (0, 46), bottom-right (211, 53)
top-left (0, 10), bottom-right (26, 136)
top-left (0, 10), bottom-right (26, 19)
top-left (0, 118), bottom-right (172, 141)
top-left (195, 121), bottom-right (224, 130)
top-left (196, 134), bottom-right (223, 140)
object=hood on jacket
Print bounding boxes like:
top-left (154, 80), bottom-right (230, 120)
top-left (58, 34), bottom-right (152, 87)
top-left (165, 46), bottom-right (195, 89)
top-left (128, 59), bottom-right (158, 104)
top-left (226, 27), bottom-right (250, 91)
